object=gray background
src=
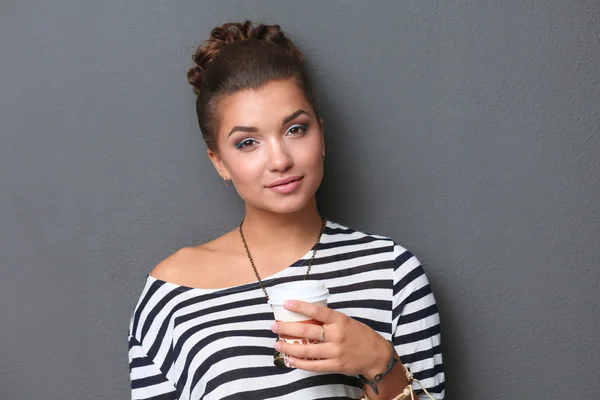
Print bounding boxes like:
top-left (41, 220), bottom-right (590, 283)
top-left (1, 0), bottom-right (598, 399)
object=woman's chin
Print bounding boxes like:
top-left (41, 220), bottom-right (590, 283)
top-left (266, 201), bottom-right (311, 215)
top-left (246, 195), bottom-right (315, 215)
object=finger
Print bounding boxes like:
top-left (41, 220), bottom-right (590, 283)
top-left (283, 300), bottom-right (337, 324)
top-left (286, 357), bottom-right (337, 373)
top-left (276, 322), bottom-right (324, 341)
top-left (277, 341), bottom-right (338, 360)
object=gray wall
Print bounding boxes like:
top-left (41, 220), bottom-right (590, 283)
top-left (1, 1), bottom-right (598, 398)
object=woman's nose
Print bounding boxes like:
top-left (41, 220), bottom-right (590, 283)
top-left (267, 142), bottom-right (293, 172)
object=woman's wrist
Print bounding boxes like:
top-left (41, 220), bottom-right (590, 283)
top-left (361, 334), bottom-right (395, 380)
top-left (359, 336), bottom-right (411, 399)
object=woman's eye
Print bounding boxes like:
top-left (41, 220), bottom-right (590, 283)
top-left (287, 124), bottom-right (308, 136)
top-left (236, 139), bottom-right (257, 149)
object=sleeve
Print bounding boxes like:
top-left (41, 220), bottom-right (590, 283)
top-left (391, 243), bottom-right (446, 399)
top-left (128, 334), bottom-right (178, 400)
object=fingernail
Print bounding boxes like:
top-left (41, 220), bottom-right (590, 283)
top-left (287, 357), bottom-right (295, 366)
top-left (283, 301), bottom-right (293, 310)
top-left (274, 341), bottom-right (281, 351)
top-left (271, 323), bottom-right (278, 333)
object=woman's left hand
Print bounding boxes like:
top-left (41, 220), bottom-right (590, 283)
top-left (271, 300), bottom-right (390, 377)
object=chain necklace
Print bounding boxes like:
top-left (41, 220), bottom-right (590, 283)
top-left (239, 217), bottom-right (327, 303)
top-left (239, 217), bottom-right (327, 368)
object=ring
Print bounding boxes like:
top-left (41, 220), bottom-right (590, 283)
top-left (318, 325), bottom-right (325, 342)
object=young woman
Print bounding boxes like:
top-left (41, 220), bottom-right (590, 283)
top-left (128, 21), bottom-right (445, 400)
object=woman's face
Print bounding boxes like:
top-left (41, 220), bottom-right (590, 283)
top-left (208, 78), bottom-right (325, 215)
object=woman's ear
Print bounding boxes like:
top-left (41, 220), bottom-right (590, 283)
top-left (207, 148), bottom-right (230, 180)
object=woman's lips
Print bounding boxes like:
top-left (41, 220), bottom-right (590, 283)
top-left (268, 177), bottom-right (303, 194)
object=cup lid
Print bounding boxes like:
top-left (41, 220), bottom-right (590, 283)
top-left (267, 280), bottom-right (330, 306)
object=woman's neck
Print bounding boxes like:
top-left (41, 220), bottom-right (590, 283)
top-left (239, 198), bottom-right (324, 255)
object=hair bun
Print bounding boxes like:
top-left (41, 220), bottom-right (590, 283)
top-left (187, 20), bottom-right (302, 95)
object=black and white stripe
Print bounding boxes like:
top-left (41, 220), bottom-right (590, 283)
top-left (128, 221), bottom-right (445, 399)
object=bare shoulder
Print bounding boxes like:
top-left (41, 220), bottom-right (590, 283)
top-left (149, 246), bottom-right (206, 283)
top-left (149, 229), bottom-right (244, 288)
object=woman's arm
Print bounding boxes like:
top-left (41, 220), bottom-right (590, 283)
top-left (273, 302), bottom-right (409, 395)
top-left (389, 244), bottom-right (445, 398)
top-left (275, 243), bottom-right (445, 399)
top-left (128, 335), bottom-right (178, 400)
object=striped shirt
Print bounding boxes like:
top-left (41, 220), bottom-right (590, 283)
top-left (128, 220), bottom-right (445, 399)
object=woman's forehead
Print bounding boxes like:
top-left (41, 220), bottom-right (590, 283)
top-left (218, 80), bottom-right (312, 128)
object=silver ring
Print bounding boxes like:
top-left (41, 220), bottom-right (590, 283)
top-left (318, 325), bottom-right (325, 342)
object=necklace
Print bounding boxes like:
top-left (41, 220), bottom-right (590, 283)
top-left (239, 217), bottom-right (327, 368)
top-left (238, 217), bottom-right (327, 302)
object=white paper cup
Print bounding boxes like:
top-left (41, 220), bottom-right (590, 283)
top-left (267, 281), bottom-right (330, 368)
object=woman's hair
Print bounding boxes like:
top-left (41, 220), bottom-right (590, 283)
top-left (187, 20), bottom-right (319, 151)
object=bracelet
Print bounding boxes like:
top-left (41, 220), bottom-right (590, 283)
top-left (360, 350), bottom-right (438, 400)
top-left (358, 340), bottom-right (398, 395)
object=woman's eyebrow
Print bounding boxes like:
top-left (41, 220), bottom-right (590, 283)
top-left (228, 126), bottom-right (257, 138)
top-left (282, 109), bottom-right (309, 125)
top-left (227, 109), bottom-right (310, 138)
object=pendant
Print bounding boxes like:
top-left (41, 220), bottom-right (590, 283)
top-left (273, 337), bottom-right (287, 368)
